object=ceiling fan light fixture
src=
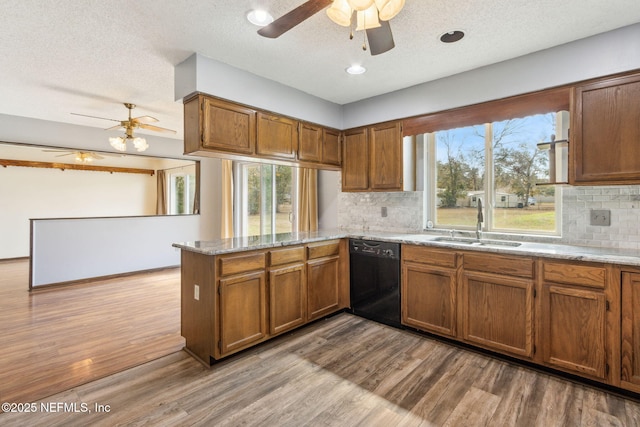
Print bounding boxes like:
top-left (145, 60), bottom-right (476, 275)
top-left (355, 4), bottom-right (380, 31)
top-left (109, 136), bottom-right (127, 152)
top-left (347, 0), bottom-right (375, 12)
top-left (376, 0), bottom-right (404, 21)
top-left (247, 9), bottom-right (274, 27)
top-left (133, 137), bottom-right (148, 152)
top-left (327, 0), bottom-right (352, 27)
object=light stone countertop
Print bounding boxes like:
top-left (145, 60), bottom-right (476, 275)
top-left (173, 229), bottom-right (640, 267)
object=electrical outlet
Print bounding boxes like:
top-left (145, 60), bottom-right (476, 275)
top-left (590, 209), bottom-right (611, 226)
top-left (381, 207), bottom-right (388, 217)
top-left (194, 284), bottom-right (200, 301)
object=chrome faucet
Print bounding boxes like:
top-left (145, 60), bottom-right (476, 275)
top-left (476, 198), bottom-right (483, 240)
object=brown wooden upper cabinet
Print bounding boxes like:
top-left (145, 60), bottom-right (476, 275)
top-left (183, 94), bottom-right (341, 169)
top-left (571, 72), bottom-right (640, 185)
top-left (298, 122), bottom-right (342, 166)
top-left (342, 127), bottom-right (369, 191)
top-left (184, 95), bottom-right (256, 156)
top-left (256, 112), bottom-right (298, 160)
top-left (322, 128), bottom-right (342, 166)
top-left (342, 121), bottom-right (403, 192)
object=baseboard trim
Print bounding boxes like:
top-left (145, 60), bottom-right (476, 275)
top-left (30, 265), bottom-right (180, 292)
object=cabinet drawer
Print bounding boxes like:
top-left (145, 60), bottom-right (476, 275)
top-left (463, 253), bottom-right (534, 279)
top-left (270, 246), bottom-right (305, 266)
top-left (307, 240), bottom-right (340, 260)
top-left (402, 245), bottom-right (457, 269)
top-left (542, 261), bottom-right (606, 289)
top-left (219, 252), bottom-right (266, 276)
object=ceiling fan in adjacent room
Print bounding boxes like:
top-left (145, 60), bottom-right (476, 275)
top-left (257, 0), bottom-right (405, 55)
top-left (71, 103), bottom-right (176, 152)
top-left (41, 149), bottom-right (121, 163)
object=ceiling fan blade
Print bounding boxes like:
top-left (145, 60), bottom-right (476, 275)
top-left (54, 153), bottom-right (73, 157)
top-left (105, 124), bottom-right (124, 131)
top-left (132, 115), bottom-right (159, 124)
top-left (70, 112), bottom-right (121, 122)
top-left (367, 20), bottom-right (395, 56)
top-left (258, 0), bottom-right (333, 38)
top-left (138, 123), bottom-right (177, 134)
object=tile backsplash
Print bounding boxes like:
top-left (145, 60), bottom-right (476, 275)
top-left (338, 191), bottom-right (423, 233)
top-left (337, 181), bottom-right (640, 250)
top-left (561, 185), bottom-right (640, 249)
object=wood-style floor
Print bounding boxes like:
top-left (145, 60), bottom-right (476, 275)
top-left (0, 259), bottom-right (184, 405)
top-left (3, 259), bottom-right (640, 426)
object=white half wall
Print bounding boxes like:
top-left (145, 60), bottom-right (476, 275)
top-left (31, 215), bottom-right (201, 287)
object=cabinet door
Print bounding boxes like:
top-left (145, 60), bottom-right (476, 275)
top-left (540, 284), bottom-right (607, 379)
top-left (202, 97), bottom-right (256, 155)
top-left (256, 112), bottom-right (298, 160)
top-left (462, 272), bottom-right (534, 358)
top-left (322, 128), bottom-right (341, 166)
top-left (402, 262), bottom-right (456, 337)
top-left (622, 272), bottom-right (640, 391)
top-left (571, 73), bottom-right (640, 185)
top-left (369, 121), bottom-right (402, 191)
top-left (218, 271), bottom-right (267, 356)
top-left (307, 256), bottom-right (340, 320)
top-left (269, 264), bottom-right (306, 335)
top-left (298, 122), bottom-right (322, 163)
top-left (342, 128), bottom-right (369, 191)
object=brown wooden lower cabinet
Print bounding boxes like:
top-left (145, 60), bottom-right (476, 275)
top-left (218, 271), bottom-right (268, 356)
top-left (402, 261), bottom-right (457, 337)
top-left (622, 271), bottom-right (640, 391)
top-left (269, 263), bottom-right (306, 335)
top-left (462, 272), bottom-right (534, 358)
top-left (307, 256), bottom-right (340, 320)
top-left (538, 260), bottom-right (610, 381)
top-left (180, 240), bottom-right (347, 365)
top-left (540, 283), bottom-right (607, 379)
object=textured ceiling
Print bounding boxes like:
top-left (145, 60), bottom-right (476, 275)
top-left (1, 0), bottom-right (639, 141)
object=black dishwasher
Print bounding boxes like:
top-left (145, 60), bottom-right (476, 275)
top-left (349, 239), bottom-right (401, 328)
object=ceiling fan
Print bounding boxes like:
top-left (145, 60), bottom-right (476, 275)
top-left (71, 103), bottom-right (176, 152)
top-left (42, 149), bottom-right (121, 163)
top-left (257, 0), bottom-right (404, 56)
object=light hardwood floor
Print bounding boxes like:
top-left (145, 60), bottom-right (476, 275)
top-left (0, 259), bottom-right (184, 405)
top-left (3, 259), bottom-right (640, 426)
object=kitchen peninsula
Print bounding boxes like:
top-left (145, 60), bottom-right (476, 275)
top-left (174, 231), bottom-right (640, 395)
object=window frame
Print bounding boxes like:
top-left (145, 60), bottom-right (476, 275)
top-left (233, 161), bottom-right (299, 237)
top-left (418, 89), bottom-right (569, 236)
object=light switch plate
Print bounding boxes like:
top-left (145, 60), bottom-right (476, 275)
top-left (590, 209), bottom-right (611, 226)
top-left (381, 207), bottom-right (388, 217)
top-left (194, 284), bottom-right (200, 301)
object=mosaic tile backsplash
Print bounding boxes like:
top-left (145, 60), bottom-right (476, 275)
top-left (337, 183), bottom-right (640, 250)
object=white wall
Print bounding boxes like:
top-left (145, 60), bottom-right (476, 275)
top-left (31, 215), bottom-right (201, 287)
top-left (342, 23), bottom-right (640, 128)
top-left (318, 170), bottom-right (340, 230)
top-left (175, 53), bottom-right (344, 129)
top-left (0, 165), bottom-right (157, 258)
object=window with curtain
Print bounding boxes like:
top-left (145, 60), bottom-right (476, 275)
top-left (235, 162), bottom-right (298, 236)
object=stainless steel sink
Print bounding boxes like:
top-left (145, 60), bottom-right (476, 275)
top-left (432, 236), bottom-right (521, 248)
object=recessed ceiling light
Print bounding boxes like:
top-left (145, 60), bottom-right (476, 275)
top-left (440, 30), bottom-right (465, 43)
top-left (346, 65), bottom-right (366, 75)
top-left (247, 9), bottom-right (273, 27)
